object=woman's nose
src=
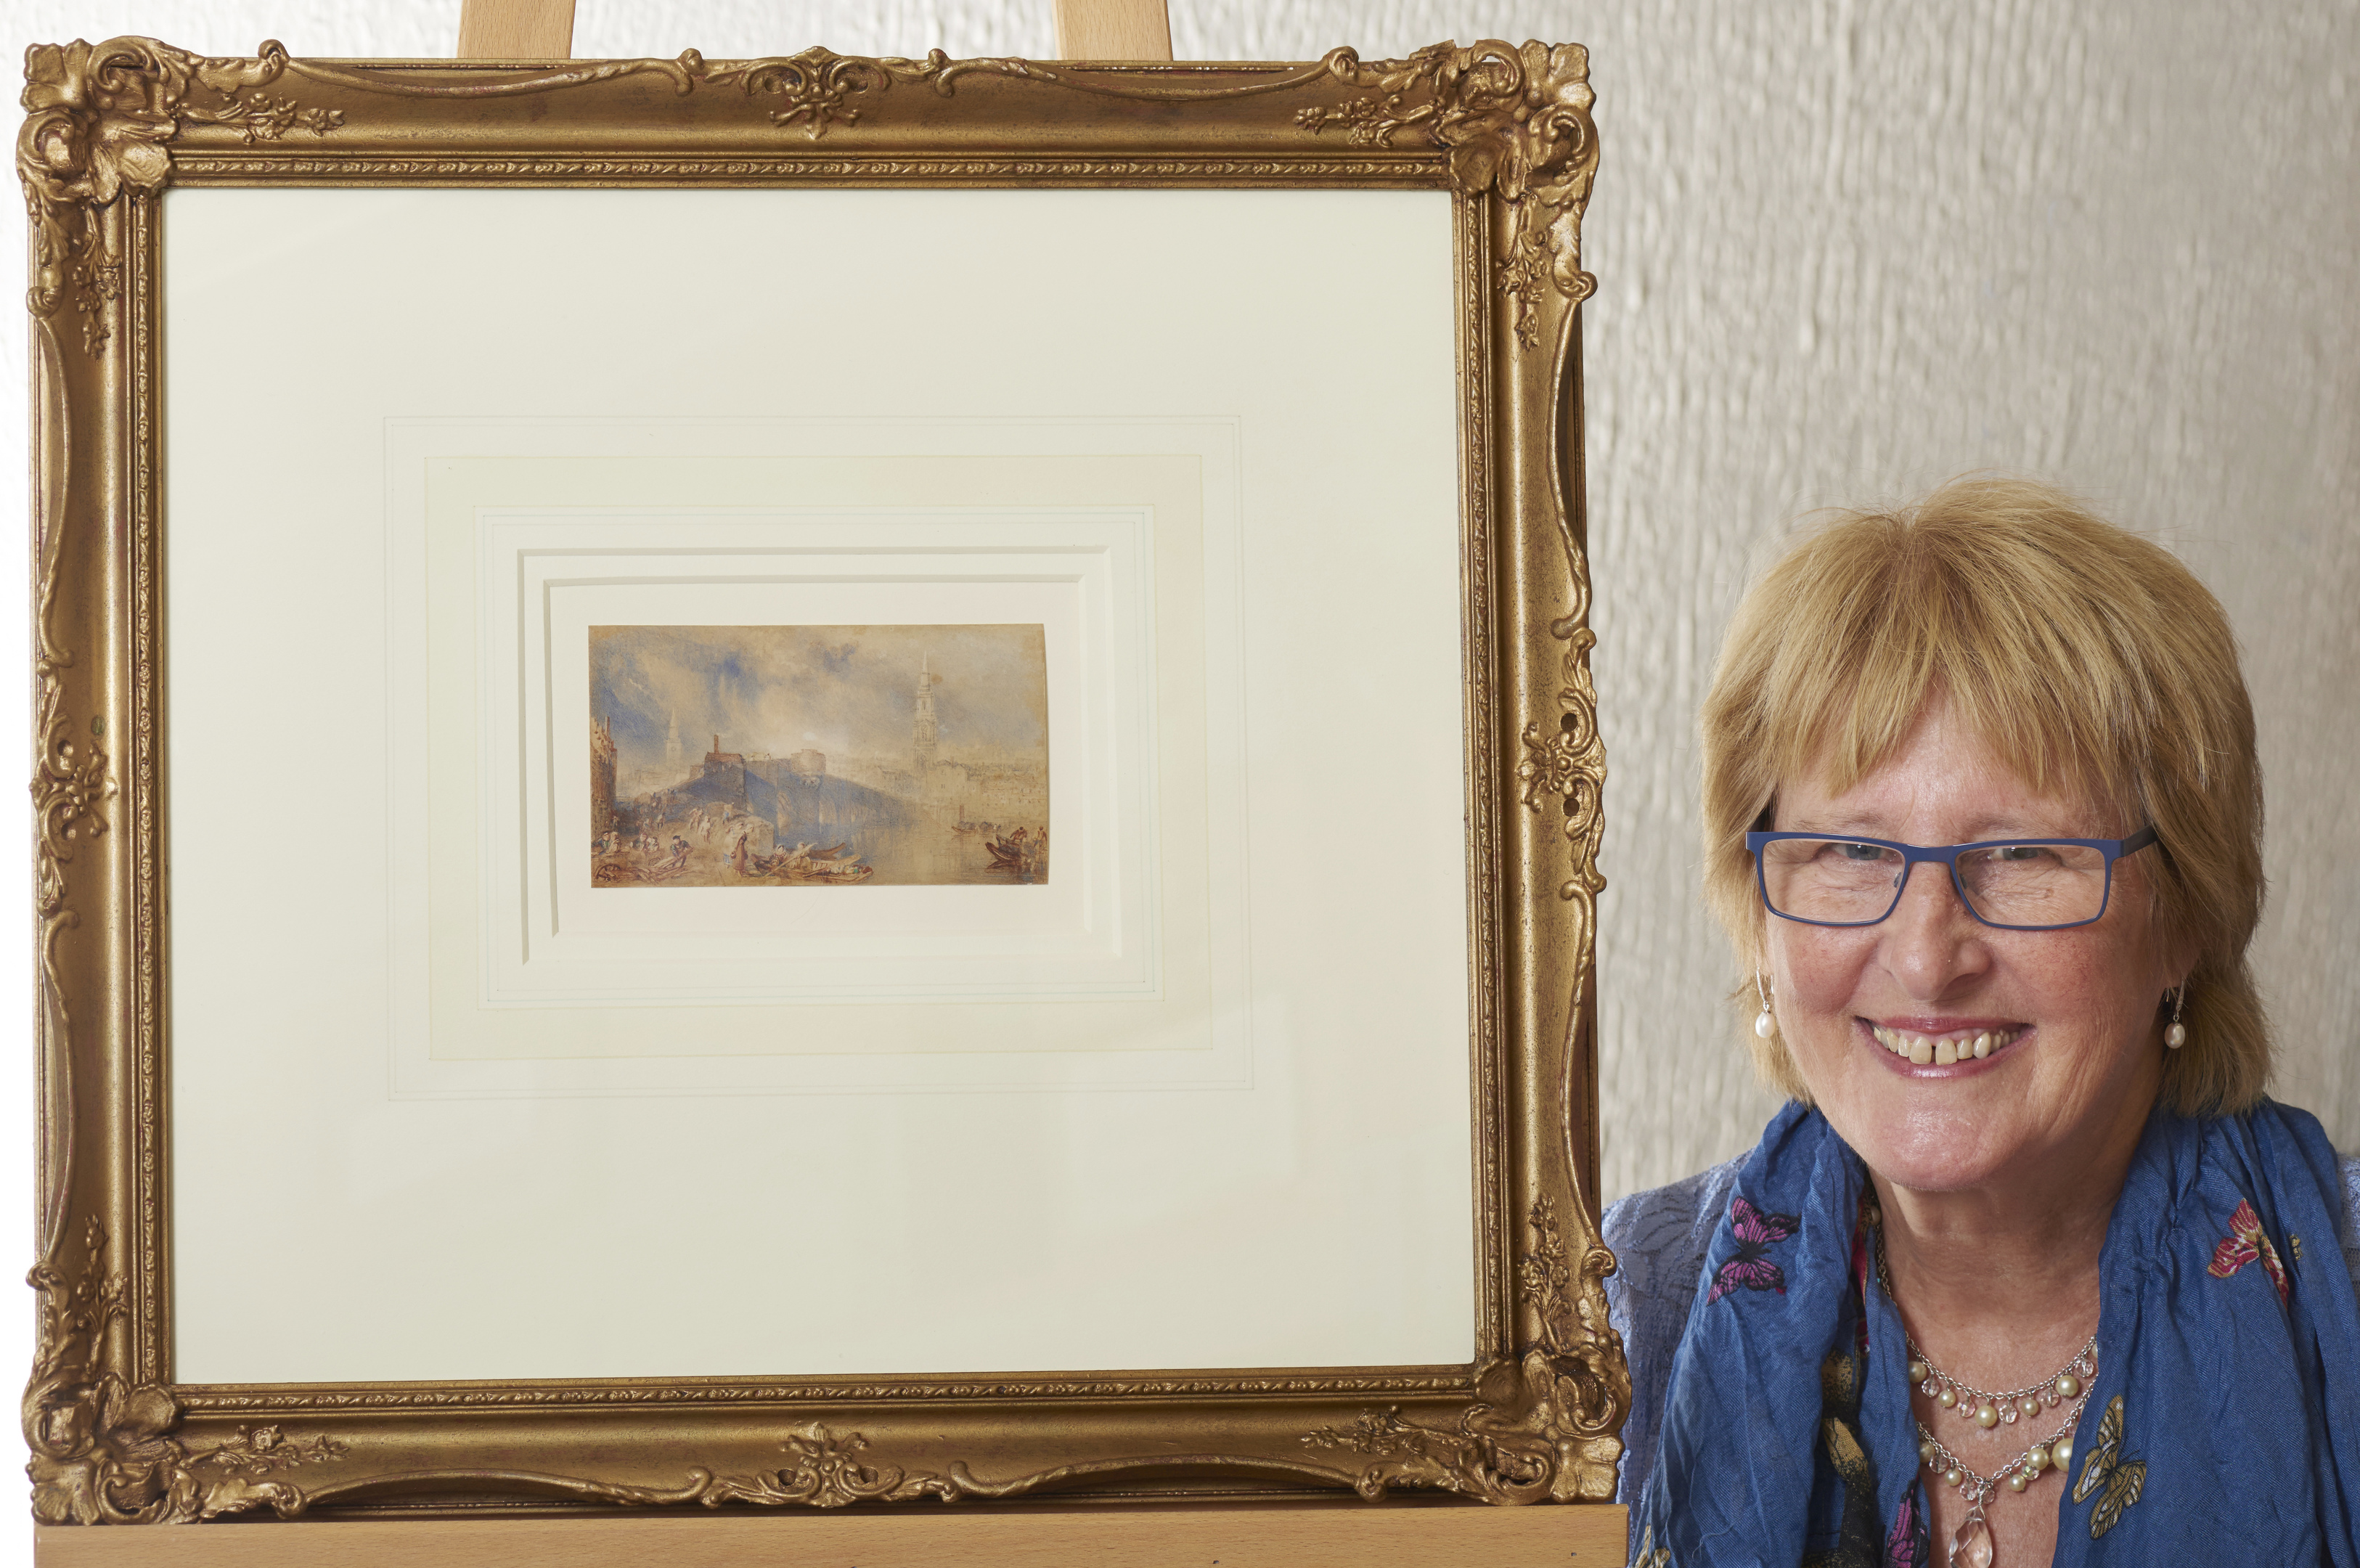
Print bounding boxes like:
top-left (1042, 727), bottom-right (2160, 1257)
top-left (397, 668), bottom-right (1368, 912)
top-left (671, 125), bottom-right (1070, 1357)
top-left (1881, 857), bottom-right (1990, 995)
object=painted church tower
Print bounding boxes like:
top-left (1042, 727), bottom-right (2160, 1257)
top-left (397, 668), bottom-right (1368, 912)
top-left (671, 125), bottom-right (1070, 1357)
top-left (912, 654), bottom-right (939, 768)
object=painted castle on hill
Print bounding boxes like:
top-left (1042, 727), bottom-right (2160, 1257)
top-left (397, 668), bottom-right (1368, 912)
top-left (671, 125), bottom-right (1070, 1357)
top-left (589, 625), bottom-right (1050, 889)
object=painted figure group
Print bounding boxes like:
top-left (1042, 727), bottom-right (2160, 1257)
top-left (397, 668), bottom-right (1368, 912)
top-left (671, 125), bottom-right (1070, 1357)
top-left (984, 825), bottom-right (1048, 880)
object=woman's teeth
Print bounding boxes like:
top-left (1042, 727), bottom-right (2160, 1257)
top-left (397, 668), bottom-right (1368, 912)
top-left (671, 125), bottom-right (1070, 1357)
top-left (1869, 1024), bottom-right (2023, 1066)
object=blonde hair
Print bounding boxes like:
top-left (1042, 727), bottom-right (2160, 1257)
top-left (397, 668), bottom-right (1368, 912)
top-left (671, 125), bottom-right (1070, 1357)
top-left (1700, 476), bottom-right (2267, 1114)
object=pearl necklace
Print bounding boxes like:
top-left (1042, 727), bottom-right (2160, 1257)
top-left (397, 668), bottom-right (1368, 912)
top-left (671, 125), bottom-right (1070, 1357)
top-left (1907, 1340), bottom-right (2094, 1432)
top-left (1874, 1228), bottom-right (2097, 1568)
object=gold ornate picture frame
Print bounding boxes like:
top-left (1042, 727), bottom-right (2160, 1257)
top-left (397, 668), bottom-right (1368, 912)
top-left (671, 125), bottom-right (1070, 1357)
top-left (20, 36), bottom-right (1623, 1528)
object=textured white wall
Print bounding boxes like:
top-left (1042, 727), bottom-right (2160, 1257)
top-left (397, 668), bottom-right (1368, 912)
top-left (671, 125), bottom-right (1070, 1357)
top-left (4, 5), bottom-right (2353, 1424)
top-left (1214, 2), bottom-right (2360, 1204)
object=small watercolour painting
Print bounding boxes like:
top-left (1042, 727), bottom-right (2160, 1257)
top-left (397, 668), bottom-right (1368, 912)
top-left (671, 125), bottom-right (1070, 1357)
top-left (590, 624), bottom-right (1050, 887)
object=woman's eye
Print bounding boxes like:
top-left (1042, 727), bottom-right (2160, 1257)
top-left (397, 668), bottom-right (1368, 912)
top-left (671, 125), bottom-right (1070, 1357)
top-left (1835, 841), bottom-right (1885, 862)
top-left (1994, 845), bottom-right (2051, 862)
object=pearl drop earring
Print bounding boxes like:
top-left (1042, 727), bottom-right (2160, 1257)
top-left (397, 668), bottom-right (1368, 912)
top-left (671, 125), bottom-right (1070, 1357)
top-left (2165, 987), bottom-right (2188, 1050)
top-left (1755, 972), bottom-right (1776, 1040)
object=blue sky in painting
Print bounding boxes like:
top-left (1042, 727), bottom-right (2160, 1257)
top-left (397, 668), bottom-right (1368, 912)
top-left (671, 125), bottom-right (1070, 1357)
top-left (591, 624), bottom-right (1047, 791)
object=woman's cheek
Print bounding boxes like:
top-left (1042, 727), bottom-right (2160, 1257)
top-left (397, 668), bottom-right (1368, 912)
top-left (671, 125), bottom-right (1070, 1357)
top-left (1773, 931), bottom-right (1871, 1023)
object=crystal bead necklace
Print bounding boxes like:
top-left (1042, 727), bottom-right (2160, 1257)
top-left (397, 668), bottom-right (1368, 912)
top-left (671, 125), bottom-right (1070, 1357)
top-left (1874, 1227), bottom-right (2097, 1568)
top-left (1907, 1340), bottom-right (2095, 1430)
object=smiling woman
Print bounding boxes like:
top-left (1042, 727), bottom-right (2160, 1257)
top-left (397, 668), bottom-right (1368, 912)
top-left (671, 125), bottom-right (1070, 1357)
top-left (1606, 478), bottom-right (2360, 1567)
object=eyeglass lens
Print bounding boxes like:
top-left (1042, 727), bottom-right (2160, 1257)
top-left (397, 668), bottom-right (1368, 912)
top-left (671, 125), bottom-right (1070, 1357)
top-left (1758, 839), bottom-right (2112, 928)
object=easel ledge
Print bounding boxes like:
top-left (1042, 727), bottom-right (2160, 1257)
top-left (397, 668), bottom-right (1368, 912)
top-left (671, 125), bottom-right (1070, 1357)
top-left (38, 1503), bottom-right (1630, 1567)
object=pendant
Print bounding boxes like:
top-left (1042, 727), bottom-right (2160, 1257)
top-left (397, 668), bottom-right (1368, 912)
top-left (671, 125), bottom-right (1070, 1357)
top-left (1948, 1501), bottom-right (1995, 1568)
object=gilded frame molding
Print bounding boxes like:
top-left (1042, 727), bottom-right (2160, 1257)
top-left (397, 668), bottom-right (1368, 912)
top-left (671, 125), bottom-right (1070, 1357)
top-left (20, 36), bottom-right (1622, 1525)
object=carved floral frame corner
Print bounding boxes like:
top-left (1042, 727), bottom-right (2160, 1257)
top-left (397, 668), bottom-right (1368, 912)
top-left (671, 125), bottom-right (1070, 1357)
top-left (20, 34), bottom-right (1621, 1526)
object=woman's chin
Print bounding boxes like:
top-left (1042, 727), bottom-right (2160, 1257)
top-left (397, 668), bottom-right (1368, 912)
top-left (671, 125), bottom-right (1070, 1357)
top-left (1858, 1143), bottom-right (2010, 1195)
top-left (1818, 1088), bottom-right (2017, 1191)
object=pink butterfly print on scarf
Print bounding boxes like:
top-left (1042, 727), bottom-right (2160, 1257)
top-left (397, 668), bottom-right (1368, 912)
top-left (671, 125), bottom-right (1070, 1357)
top-left (1885, 1488), bottom-right (1930, 1568)
top-left (2205, 1198), bottom-right (2289, 1302)
top-left (1705, 1196), bottom-right (1802, 1304)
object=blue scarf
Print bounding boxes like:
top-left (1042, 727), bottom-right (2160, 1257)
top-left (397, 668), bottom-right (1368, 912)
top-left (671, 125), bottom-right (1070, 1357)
top-left (1633, 1100), bottom-right (2360, 1565)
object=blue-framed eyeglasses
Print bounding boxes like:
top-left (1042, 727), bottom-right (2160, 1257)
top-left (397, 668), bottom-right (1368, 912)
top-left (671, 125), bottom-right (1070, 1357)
top-left (1743, 826), bottom-right (2160, 931)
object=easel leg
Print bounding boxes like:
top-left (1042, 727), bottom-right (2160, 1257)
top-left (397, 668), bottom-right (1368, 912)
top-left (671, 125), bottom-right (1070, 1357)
top-left (1053, 0), bottom-right (1175, 60)
top-left (457, 0), bottom-right (576, 59)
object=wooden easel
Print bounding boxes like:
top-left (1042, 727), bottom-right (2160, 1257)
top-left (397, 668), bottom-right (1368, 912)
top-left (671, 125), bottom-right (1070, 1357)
top-left (456, 0), bottom-right (1176, 62)
top-left (36, 5), bottom-right (1625, 1562)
